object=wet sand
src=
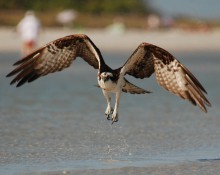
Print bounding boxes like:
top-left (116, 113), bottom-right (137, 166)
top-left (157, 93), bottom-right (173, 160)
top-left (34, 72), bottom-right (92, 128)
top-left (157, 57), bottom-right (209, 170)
top-left (44, 161), bottom-right (220, 175)
top-left (0, 29), bottom-right (220, 175)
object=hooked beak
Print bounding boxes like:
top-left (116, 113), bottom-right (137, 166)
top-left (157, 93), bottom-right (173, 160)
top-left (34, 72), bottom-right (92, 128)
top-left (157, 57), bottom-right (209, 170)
top-left (103, 76), bottom-right (109, 82)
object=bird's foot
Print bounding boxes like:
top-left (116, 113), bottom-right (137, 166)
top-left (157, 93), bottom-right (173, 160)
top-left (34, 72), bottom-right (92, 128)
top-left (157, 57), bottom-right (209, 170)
top-left (111, 113), bottom-right (118, 124)
top-left (105, 107), bottom-right (113, 120)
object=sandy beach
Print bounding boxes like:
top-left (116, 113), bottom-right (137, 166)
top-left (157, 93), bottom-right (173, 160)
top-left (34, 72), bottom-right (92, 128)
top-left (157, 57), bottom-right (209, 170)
top-left (0, 27), bottom-right (220, 52)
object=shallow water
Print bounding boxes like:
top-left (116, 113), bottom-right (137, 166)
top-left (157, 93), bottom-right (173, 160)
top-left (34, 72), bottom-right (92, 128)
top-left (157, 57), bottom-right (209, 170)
top-left (0, 51), bottom-right (220, 175)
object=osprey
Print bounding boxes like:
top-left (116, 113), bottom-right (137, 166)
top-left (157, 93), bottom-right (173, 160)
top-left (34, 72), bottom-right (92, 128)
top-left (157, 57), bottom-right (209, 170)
top-left (7, 34), bottom-right (211, 123)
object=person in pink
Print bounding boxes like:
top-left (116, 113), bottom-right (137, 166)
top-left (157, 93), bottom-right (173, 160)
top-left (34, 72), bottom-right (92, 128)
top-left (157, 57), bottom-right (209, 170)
top-left (16, 10), bottom-right (41, 55)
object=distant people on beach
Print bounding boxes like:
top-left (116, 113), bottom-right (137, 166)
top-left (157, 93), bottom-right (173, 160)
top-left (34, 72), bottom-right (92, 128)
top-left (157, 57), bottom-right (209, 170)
top-left (56, 9), bottom-right (77, 28)
top-left (106, 17), bottom-right (125, 35)
top-left (16, 10), bottom-right (41, 56)
top-left (147, 14), bottom-right (160, 30)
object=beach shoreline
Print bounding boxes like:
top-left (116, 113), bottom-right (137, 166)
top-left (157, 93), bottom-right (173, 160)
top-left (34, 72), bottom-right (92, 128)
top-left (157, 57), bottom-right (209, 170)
top-left (0, 27), bottom-right (220, 53)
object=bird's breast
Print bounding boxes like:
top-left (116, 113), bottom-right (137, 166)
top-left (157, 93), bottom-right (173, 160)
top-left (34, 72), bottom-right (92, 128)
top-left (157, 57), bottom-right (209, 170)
top-left (97, 78), bottom-right (117, 92)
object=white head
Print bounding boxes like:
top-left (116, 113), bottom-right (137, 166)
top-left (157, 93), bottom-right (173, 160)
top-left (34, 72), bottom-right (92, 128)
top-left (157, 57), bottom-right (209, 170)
top-left (100, 72), bottom-right (113, 82)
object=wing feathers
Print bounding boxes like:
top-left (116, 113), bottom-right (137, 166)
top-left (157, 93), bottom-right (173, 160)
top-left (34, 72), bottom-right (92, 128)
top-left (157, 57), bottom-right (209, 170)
top-left (187, 82), bottom-right (207, 112)
top-left (7, 34), bottom-right (104, 86)
top-left (180, 64), bottom-right (207, 93)
top-left (122, 42), bottom-right (211, 112)
top-left (7, 36), bottom-right (211, 113)
top-left (121, 45), bottom-right (155, 78)
top-left (13, 49), bottom-right (42, 66)
top-left (185, 74), bottom-right (211, 107)
top-left (17, 71), bottom-right (37, 87)
top-left (7, 52), bottom-right (40, 77)
top-left (10, 67), bottom-right (33, 85)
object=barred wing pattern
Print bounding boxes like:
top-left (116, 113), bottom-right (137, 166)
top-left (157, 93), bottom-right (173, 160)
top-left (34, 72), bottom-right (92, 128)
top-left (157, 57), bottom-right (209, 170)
top-left (121, 43), bottom-right (211, 112)
top-left (7, 34), bottom-right (104, 87)
top-left (7, 36), bottom-right (211, 114)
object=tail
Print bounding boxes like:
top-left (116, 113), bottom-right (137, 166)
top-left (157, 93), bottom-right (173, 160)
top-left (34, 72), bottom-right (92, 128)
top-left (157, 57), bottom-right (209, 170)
top-left (122, 78), bottom-right (151, 94)
top-left (94, 79), bottom-right (151, 94)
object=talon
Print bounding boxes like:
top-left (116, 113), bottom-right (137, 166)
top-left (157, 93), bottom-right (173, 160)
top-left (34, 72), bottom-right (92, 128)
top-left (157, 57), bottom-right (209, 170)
top-left (111, 118), bottom-right (118, 124)
top-left (111, 113), bottom-right (118, 124)
top-left (105, 107), bottom-right (113, 120)
top-left (106, 115), bottom-right (111, 120)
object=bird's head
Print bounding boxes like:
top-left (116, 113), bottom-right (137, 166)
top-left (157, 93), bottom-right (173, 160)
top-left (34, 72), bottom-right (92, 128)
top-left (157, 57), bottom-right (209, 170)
top-left (100, 72), bottom-right (113, 82)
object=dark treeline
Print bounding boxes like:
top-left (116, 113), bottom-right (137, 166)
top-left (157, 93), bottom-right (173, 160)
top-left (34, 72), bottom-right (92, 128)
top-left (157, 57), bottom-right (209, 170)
top-left (0, 0), bottom-right (151, 15)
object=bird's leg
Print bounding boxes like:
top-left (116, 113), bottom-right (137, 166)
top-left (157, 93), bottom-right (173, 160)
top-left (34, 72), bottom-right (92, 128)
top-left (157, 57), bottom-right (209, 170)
top-left (111, 91), bottom-right (121, 124)
top-left (102, 90), bottom-right (113, 120)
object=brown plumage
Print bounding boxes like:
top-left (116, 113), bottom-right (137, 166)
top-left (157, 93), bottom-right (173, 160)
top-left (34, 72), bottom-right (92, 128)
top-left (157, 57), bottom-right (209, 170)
top-left (120, 43), bottom-right (211, 112)
top-left (7, 34), bottom-right (109, 87)
top-left (7, 34), bottom-right (211, 123)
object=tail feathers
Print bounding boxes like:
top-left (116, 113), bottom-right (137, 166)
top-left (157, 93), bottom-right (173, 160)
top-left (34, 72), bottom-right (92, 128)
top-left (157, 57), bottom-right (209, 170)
top-left (94, 79), bottom-right (151, 94)
top-left (122, 79), bottom-right (151, 94)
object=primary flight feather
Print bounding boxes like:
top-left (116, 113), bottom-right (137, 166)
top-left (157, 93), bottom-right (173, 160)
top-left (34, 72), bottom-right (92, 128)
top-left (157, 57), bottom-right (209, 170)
top-left (7, 34), bottom-right (211, 123)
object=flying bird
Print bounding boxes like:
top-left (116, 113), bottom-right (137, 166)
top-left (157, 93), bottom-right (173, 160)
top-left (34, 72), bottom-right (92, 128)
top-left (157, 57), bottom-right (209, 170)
top-left (7, 34), bottom-right (211, 123)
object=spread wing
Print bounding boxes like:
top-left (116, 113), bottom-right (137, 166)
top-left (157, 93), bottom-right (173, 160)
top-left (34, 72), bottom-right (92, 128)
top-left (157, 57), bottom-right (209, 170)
top-left (121, 43), bottom-right (211, 112)
top-left (7, 34), bottom-right (107, 87)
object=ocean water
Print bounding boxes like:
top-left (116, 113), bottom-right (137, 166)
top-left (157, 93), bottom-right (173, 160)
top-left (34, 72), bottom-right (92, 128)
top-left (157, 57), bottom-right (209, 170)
top-left (0, 51), bottom-right (220, 175)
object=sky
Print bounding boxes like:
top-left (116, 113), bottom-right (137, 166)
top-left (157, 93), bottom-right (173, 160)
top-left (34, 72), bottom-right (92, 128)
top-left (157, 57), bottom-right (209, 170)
top-left (147, 0), bottom-right (220, 20)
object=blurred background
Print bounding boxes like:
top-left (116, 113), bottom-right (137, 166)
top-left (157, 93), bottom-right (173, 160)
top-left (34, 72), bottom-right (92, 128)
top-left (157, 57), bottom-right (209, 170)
top-left (0, 0), bottom-right (220, 52)
top-left (1, 1), bottom-right (220, 174)
top-left (0, 0), bottom-right (220, 28)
